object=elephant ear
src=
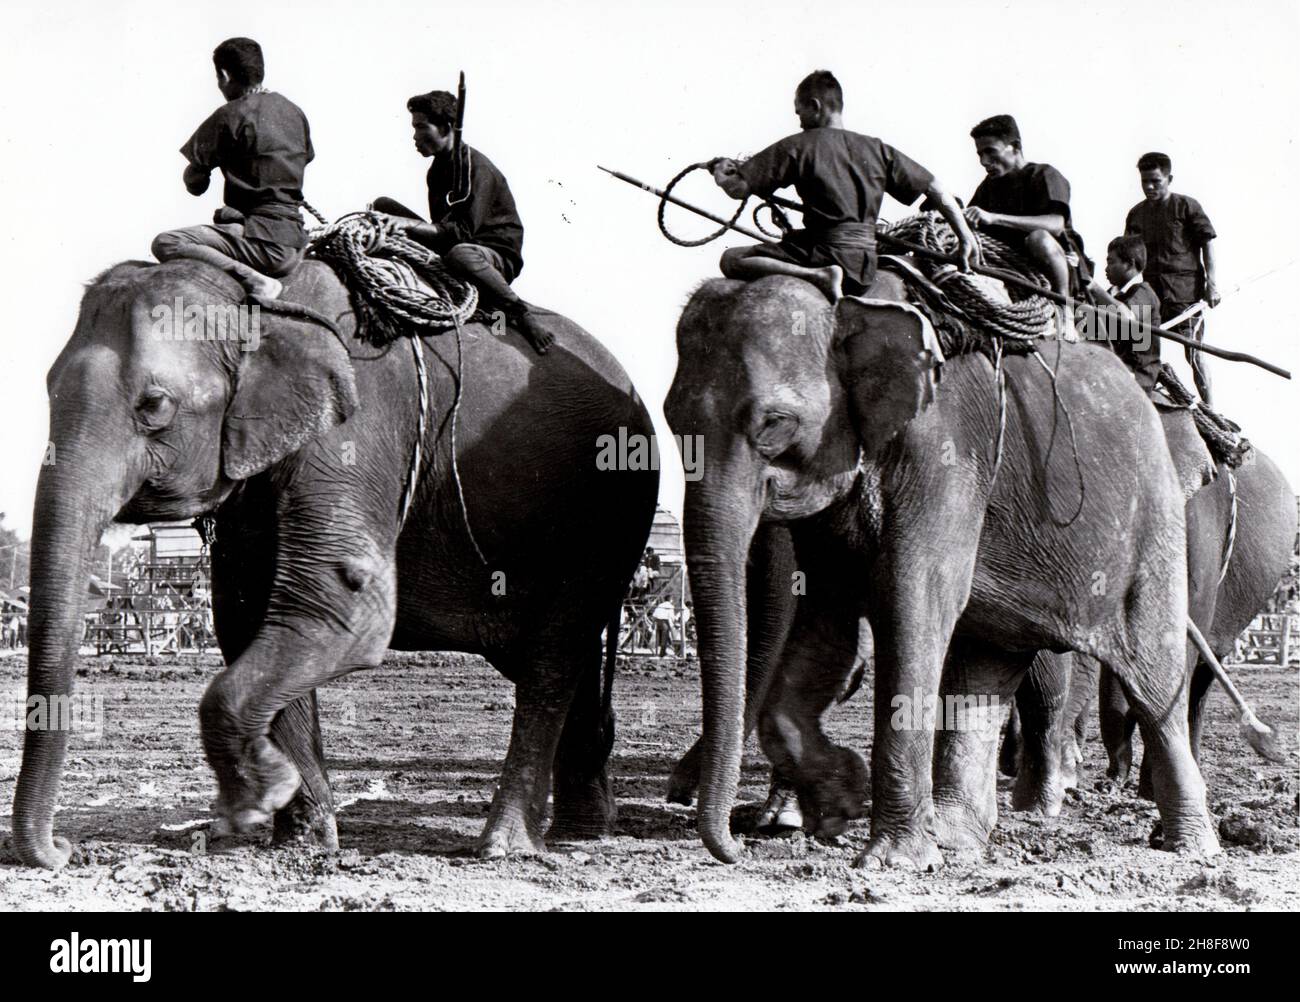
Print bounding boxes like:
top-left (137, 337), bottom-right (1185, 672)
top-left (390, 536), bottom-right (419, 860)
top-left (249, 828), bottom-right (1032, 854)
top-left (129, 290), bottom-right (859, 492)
top-left (222, 318), bottom-right (359, 480)
top-left (835, 298), bottom-right (944, 461)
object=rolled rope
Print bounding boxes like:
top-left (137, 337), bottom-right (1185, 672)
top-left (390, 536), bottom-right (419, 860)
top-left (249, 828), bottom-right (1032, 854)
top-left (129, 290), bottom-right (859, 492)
top-left (307, 211), bottom-right (479, 342)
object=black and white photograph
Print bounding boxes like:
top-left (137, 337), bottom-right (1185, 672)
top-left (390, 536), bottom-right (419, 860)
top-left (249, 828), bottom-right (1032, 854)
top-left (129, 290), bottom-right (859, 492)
top-left (0, 0), bottom-right (1296, 958)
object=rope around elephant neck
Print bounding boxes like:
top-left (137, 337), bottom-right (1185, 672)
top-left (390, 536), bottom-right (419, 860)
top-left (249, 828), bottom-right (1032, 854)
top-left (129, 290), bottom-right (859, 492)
top-left (450, 315), bottom-right (489, 566)
top-left (1219, 469), bottom-right (1238, 587)
top-left (1027, 340), bottom-right (1087, 527)
top-left (399, 335), bottom-right (428, 529)
top-left (398, 323), bottom-right (489, 566)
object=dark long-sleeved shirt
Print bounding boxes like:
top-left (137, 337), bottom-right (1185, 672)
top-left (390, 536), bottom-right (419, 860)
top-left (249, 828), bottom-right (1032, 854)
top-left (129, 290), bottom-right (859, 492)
top-left (181, 90), bottom-right (314, 248)
top-left (426, 145), bottom-right (524, 280)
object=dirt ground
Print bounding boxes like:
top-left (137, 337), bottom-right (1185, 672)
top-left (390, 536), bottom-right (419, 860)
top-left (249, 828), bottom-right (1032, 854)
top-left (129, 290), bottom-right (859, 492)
top-left (0, 649), bottom-right (1296, 911)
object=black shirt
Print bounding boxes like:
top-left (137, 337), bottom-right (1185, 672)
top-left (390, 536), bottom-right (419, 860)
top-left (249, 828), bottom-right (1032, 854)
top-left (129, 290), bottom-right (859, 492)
top-left (739, 127), bottom-right (934, 234)
top-left (1124, 193), bottom-right (1216, 306)
top-left (181, 90), bottom-right (314, 248)
top-left (1108, 278), bottom-right (1163, 392)
top-left (426, 145), bottom-right (525, 281)
top-left (969, 162), bottom-right (1071, 248)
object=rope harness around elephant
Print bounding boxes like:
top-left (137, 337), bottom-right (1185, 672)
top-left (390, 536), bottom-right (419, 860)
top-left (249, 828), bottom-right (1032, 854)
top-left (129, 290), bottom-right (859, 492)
top-left (295, 205), bottom-right (489, 558)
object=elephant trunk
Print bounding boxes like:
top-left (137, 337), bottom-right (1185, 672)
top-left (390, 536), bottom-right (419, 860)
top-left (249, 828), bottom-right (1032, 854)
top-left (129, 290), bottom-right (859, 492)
top-left (685, 481), bottom-right (761, 863)
top-left (13, 451), bottom-right (128, 869)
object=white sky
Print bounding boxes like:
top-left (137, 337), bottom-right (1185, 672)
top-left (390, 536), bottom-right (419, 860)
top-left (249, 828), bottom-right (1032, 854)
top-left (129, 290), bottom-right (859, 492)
top-left (1, 0), bottom-right (1297, 538)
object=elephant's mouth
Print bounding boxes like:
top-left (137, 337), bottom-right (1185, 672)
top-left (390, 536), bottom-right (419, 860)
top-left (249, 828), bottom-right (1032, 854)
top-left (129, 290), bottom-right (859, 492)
top-left (762, 465), bottom-right (860, 522)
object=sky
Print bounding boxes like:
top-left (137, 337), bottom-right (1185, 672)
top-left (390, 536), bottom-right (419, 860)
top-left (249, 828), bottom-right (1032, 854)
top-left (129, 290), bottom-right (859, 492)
top-left (0, 0), bottom-right (1297, 538)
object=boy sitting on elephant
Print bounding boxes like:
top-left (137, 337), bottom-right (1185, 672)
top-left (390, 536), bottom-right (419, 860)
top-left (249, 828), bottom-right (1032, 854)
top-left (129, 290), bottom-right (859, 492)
top-left (709, 70), bottom-right (978, 302)
top-left (372, 88), bottom-right (553, 355)
top-left (1086, 235), bottom-right (1163, 393)
top-left (151, 37), bottom-right (314, 302)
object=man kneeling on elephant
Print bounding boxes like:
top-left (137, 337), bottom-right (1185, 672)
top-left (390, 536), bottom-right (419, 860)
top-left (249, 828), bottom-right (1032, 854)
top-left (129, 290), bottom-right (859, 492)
top-left (709, 69), bottom-right (978, 302)
top-left (373, 88), bottom-right (553, 355)
top-left (151, 37), bottom-right (315, 302)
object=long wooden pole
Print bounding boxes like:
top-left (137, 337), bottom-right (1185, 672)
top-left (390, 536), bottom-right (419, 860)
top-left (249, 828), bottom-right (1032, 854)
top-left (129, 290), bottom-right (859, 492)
top-left (600, 165), bottom-right (1291, 380)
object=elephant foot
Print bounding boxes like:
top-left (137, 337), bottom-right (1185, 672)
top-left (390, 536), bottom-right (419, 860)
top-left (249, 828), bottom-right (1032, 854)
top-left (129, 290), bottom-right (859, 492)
top-left (931, 799), bottom-right (995, 850)
top-left (756, 782), bottom-right (804, 834)
top-left (1136, 763), bottom-right (1155, 802)
top-left (212, 735), bottom-right (302, 834)
top-left (549, 772), bottom-right (617, 841)
top-left (665, 745), bottom-right (701, 806)
top-left (854, 828), bottom-right (944, 871)
top-left (1104, 753), bottom-right (1132, 786)
top-left (1010, 769), bottom-right (1065, 816)
top-left (272, 801), bottom-right (340, 850)
top-left (1153, 819), bottom-right (1221, 858)
top-left (799, 745), bottom-right (869, 838)
top-left (1060, 738), bottom-right (1082, 792)
top-left (478, 813), bottom-right (547, 859)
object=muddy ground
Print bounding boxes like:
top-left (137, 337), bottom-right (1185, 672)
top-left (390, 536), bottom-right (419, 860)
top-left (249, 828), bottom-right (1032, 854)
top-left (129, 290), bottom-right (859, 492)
top-left (0, 650), bottom-right (1296, 911)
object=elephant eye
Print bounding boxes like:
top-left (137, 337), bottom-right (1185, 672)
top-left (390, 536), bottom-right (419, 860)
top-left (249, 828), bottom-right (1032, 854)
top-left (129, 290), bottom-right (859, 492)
top-left (754, 413), bottom-right (798, 456)
top-left (135, 389), bottom-right (177, 429)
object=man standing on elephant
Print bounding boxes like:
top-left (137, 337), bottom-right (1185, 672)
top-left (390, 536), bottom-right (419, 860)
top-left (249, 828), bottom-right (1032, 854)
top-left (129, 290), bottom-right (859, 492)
top-left (964, 114), bottom-right (1080, 301)
top-left (709, 70), bottom-right (978, 302)
top-left (1125, 152), bottom-right (1220, 404)
top-left (373, 89), bottom-right (553, 354)
top-left (152, 38), bottom-right (314, 303)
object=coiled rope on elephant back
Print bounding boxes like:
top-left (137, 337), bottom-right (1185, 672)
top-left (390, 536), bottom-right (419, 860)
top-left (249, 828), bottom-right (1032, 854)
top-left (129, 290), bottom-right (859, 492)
top-left (880, 213), bottom-right (1057, 343)
top-left (305, 211), bottom-right (480, 343)
top-left (1156, 363), bottom-right (1254, 469)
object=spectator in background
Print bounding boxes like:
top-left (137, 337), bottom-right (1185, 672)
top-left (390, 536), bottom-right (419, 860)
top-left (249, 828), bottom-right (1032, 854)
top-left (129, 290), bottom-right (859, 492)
top-left (652, 598), bottom-right (676, 657)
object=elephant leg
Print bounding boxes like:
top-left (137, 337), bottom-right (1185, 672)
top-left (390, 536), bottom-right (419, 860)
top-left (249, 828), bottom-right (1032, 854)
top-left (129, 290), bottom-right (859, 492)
top-left (998, 701), bottom-right (1021, 778)
top-left (755, 768), bottom-right (804, 833)
top-left (666, 523), bottom-right (797, 806)
top-left (1097, 665), bottom-right (1137, 784)
top-left (1186, 659), bottom-right (1216, 764)
top-left (201, 523), bottom-right (397, 837)
top-left (1103, 642), bottom-right (1219, 855)
top-left (757, 601), bottom-right (867, 839)
top-left (856, 541), bottom-right (975, 871)
top-left (1062, 655), bottom-right (1099, 791)
top-left (269, 692), bottom-right (338, 849)
top-left (209, 496), bottom-right (336, 847)
top-left (548, 630), bottom-right (616, 841)
top-left (932, 641), bottom-right (1035, 847)
top-left (479, 637), bottom-right (594, 858)
top-left (1009, 651), bottom-right (1070, 816)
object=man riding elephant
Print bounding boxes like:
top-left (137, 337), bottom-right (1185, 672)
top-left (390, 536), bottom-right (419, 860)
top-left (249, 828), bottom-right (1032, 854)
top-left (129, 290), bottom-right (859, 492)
top-left (666, 267), bottom-right (1220, 867)
top-left (708, 70), bottom-right (979, 302)
top-left (12, 240), bottom-right (658, 868)
top-left (151, 38), bottom-right (314, 303)
top-left (372, 88), bottom-right (554, 354)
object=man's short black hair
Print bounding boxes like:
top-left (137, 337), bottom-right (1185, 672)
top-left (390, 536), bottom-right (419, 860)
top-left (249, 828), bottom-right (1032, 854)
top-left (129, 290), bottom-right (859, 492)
top-left (213, 37), bottom-right (264, 89)
top-left (1137, 152), bottom-right (1172, 175)
top-left (406, 90), bottom-right (458, 131)
top-left (795, 70), bottom-right (843, 112)
top-left (970, 114), bottom-right (1022, 149)
top-left (1108, 235), bottom-right (1148, 273)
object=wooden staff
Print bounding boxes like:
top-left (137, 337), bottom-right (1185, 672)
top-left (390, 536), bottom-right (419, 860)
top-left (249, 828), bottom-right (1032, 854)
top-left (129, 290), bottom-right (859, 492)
top-left (600, 165), bottom-right (1291, 379)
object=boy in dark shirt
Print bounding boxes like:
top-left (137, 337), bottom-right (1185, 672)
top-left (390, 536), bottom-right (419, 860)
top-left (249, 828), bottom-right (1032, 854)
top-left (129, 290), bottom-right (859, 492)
top-left (151, 38), bottom-right (313, 301)
top-left (374, 89), bottom-right (551, 354)
top-left (1124, 152), bottom-right (1219, 403)
top-left (965, 115), bottom-right (1074, 298)
top-left (1087, 236), bottom-right (1162, 393)
top-left (709, 70), bottom-right (977, 302)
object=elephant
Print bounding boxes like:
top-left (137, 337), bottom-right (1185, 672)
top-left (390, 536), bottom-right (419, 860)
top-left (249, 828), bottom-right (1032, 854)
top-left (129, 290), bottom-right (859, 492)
top-left (664, 272), bottom-right (1220, 868)
top-left (1003, 433), bottom-right (1295, 809)
top-left (12, 255), bottom-right (658, 869)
